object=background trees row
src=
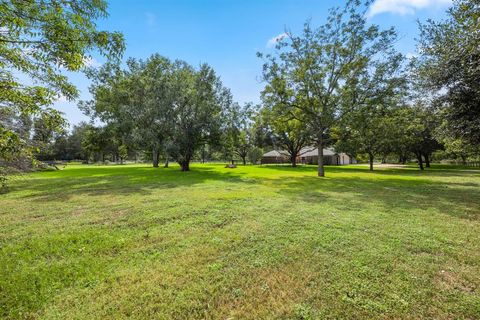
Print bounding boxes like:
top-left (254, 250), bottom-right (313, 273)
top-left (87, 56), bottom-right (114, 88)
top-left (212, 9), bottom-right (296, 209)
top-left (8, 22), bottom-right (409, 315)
top-left (1, 0), bottom-right (479, 180)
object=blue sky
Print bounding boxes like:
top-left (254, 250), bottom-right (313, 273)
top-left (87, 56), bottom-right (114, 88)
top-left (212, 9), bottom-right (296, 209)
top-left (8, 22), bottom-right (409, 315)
top-left (56, 0), bottom-right (452, 126)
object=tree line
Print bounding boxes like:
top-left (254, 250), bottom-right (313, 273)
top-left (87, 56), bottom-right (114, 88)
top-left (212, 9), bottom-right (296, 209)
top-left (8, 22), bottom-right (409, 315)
top-left (1, 0), bottom-right (479, 186)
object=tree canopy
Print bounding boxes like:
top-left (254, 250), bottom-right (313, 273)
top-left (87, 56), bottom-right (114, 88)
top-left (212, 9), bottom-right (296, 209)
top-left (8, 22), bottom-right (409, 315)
top-left (417, 0), bottom-right (480, 145)
top-left (82, 54), bottom-right (231, 171)
top-left (0, 0), bottom-right (124, 171)
top-left (259, 0), bottom-right (400, 176)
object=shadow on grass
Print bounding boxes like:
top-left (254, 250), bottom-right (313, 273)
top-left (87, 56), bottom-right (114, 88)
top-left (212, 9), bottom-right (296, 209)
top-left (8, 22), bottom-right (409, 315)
top-left (9, 164), bottom-right (480, 220)
top-left (270, 167), bottom-right (480, 220)
top-left (12, 165), bottom-right (256, 202)
top-left (260, 163), bottom-right (480, 178)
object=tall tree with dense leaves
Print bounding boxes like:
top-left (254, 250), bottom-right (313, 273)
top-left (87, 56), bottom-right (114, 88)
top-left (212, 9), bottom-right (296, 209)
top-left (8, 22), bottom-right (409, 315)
top-left (339, 42), bottom-right (406, 171)
top-left (133, 55), bottom-right (176, 167)
top-left (81, 55), bottom-right (174, 167)
top-left (168, 63), bottom-right (230, 171)
top-left (0, 0), bottom-right (124, 176)
top-left (417, 0), bottom-right (480, 146)
top-left (259, 0), bottom-right (397, 176)
top-left (82, 56), bottom-right (230, 171)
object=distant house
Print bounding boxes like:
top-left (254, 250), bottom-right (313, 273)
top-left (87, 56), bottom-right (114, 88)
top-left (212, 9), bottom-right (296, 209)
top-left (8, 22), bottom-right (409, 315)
top-left (261, 150), bottom-right (290, 164)
top-left (261, 147), bottom-right (356, 165)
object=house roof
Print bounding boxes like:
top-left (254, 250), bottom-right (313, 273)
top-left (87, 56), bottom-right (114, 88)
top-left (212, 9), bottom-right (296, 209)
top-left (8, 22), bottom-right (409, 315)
top-left (301, 147), bottom-right (337, 157)
top-left (299, 146), bottom-right (316, 156)
top-left (262, 150), bottom-right (289, 157)
top-left (262, 147), bottom-right (339, 158)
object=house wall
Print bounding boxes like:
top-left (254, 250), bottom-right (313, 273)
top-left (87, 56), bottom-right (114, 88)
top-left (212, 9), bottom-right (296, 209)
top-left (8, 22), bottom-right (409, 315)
top-left (339, 154), bottom-right (349, 165)
top-left (306, 155), bottom-right (354, 165)
top-left (261, 156), bottom-right (289, 164)
top-left (263, 153), bottom-right (356, 165)
top-left (305, 155), bottom-right (336, 165)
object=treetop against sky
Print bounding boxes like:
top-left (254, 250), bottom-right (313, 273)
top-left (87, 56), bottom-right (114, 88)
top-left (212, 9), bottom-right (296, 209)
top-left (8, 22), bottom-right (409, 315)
top-left (54, 0), bottom-right (451, 126)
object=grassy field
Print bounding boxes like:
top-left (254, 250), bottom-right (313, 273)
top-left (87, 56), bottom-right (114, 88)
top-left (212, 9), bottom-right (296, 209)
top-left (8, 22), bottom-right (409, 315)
top-left (1, 163), bottom-right (479, 319)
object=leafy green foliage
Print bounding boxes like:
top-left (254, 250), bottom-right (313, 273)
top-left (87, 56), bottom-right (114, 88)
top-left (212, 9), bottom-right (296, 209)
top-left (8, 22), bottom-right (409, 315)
top-left (168, 63), bottom-right (230, 171)
top-left (247, 146), bottom-right (263, 164)
top-left (417, 0), bottom-right (480, 145)
top-left (260, 106), bottom-right (311, 167)
top-left (223, 103), bottom-right (256, 165)
top-left (0, 0), bottom-right (124, 110)
top-left (82, 55), bottom-right (230, 170)
top-left (118, 145), bottom-right (128, 164)
top-left (336, 30), bottom-right (406, 170)
top-left (259, 0), bottom-right (398, 176)
top-left (0, 0), bottom-right (124, 183)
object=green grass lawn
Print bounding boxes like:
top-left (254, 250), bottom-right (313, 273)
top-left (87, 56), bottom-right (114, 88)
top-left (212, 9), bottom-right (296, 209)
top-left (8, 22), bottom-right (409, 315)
top-left (1, 163), bottom-right (479, 319)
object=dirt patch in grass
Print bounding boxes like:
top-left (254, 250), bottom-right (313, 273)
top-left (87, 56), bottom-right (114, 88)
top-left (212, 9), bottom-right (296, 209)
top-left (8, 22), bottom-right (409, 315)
top-left (435, 270), bottom-right (476, 294)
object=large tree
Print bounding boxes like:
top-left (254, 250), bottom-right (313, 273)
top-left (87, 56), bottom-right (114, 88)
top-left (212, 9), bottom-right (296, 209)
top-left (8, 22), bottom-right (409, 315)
top-left (82, 56), bottom-right (230, 171)
top-left (259, 0), bottom-right (398, 176)
top-left (168, 62), bottom-right (230, 171)
top-left (417, 0), bottom-right (480, 146)
top-left (338, 43), bottom-right (406, 171)
top-left (81, 55), bottom-right (174, 167)
top-left (338, 106), bottom-right (396, 171)
top-left (0, 0), bottom-right (124, 161)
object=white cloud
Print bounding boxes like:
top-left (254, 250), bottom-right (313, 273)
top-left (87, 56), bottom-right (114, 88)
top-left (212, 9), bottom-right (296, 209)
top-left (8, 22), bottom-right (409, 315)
top-left (82, 56), bottom-right (100, 68)
top-left (145, 12), bottom-right (157, 27)
top-left (368, 0), bottom-right (451, 17)
top-left (266, 32), bottom-right (288, 48)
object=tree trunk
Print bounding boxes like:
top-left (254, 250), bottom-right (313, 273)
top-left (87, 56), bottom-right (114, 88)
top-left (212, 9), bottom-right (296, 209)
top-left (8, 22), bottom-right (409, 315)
top-left (242, 157), bottom-right (246, 166)
top-left (461, 155), bottom-right (467, 165)
top-left (152, 147), bottom-right (159, 168)
top-left (369, 153), bottom-right (374, 171)
top-left (317, 137), bottom-right (325, 177)
top-left (120, 157), bottom-right (123, 165)
top-left (416, 152), bottom-right (424, 170)
top-left (180, 153), bottom-right (191, 171)
top-left (425, 153), bottom-right (431, 168)
top-left (181, 160), bottom-right (190, 171)
top-left (164, 160), bottom-right (169, 168)
top-left (291, 153), bottom-right (297, 167)
top-left (403, 152), bottom-right (408, 164)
